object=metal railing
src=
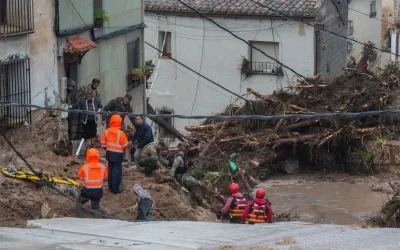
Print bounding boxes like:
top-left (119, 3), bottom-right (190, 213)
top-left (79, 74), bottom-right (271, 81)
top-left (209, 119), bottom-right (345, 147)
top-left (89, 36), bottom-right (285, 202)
top-left (126, 74), bottom-right (142, 91)
top-left (0, 0), bottom-right (34, 36)
top-left (251, 62), bottom-right (283, 75)
top-left (0, 58), bottom-right (31, 129)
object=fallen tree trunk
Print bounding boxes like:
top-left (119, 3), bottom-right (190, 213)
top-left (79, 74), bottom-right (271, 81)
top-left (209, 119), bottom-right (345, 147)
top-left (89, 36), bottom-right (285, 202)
top-left (274, 134), bottom-right (321, 145)
top-left (293, 84), bottom-right (327, 89)
top-left (246, 88), bottom-right (274, 103)
top-left (219, 131), bottom-right (273, 143)
top-left (282, 119), bottom-right (319, 131)
top-left (288, 105), bottom-right (317, 114)
top-left (200, 121), bottom-right (227, 157)
top-left (185, 120), bottom-right (239, 132)
top-left (199, 181), bottom-right (226, 204)
top-left (249, 154), bottom-right (280, 168)
top-left (147, 102), bottom-right (195, 147)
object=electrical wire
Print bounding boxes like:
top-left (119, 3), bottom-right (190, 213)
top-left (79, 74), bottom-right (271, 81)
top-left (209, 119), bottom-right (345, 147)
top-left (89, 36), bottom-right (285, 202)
top-left (349, 7), bottom-right (394, 26)
top-left (3, 102), bottom-right (400, 120)
top-left (189, 19), bottom-right (206, 125)
top-left (68, 0), bottom-right (88, 27)
top-left (174, 0), bottom-right (307, 79)
top-left (145, 42), bottom-right (248, 101)
top-left (248, 0), bottom-right (399, 57)
top-left (0, 128), bottom-right (169, 222)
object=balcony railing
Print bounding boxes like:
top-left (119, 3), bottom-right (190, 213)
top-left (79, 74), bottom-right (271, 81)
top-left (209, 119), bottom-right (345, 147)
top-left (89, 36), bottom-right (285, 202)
top-left (0, 57), bottom-right (31, 129)
top-left (0, 0), bottom-right (34, 36)
top-left (251, 62), bottom-right (283, 76)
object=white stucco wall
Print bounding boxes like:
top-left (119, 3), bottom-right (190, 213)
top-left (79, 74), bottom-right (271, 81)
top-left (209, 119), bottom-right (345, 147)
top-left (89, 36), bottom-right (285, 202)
top-left (144, 14), bottom-right (315, 139)
top-left (0, 0), bottom-right (58, 107)
top-left (348, 0), bottom-right (382, 64)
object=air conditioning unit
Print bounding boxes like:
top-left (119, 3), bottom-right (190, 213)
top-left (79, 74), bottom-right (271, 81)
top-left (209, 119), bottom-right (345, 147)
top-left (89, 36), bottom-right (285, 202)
top-left (347, 41), bottom-right (355, 51)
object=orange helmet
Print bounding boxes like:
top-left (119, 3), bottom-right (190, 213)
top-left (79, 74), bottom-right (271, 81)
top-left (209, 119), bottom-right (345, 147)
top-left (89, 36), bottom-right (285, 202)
top-left (255, 188), bottom-right (266, 198)
top-left (229, 183), bottom-right (239, 194)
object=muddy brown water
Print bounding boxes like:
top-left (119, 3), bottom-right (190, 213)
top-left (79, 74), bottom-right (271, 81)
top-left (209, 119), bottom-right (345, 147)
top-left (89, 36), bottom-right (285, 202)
top-left (258, 175), bottom-right (389, 225)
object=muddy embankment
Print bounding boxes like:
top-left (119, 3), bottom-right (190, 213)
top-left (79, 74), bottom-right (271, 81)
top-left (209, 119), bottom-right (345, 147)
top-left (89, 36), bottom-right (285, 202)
top-left (0, 110), bottom-right (216, 227)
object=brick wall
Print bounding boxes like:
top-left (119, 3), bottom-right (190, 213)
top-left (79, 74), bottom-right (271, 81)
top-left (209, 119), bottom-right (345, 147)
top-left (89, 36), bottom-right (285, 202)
top-left (316, 0), bottom-right (348, 78)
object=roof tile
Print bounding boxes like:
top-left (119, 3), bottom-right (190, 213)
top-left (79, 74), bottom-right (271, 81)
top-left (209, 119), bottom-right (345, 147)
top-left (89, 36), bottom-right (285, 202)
top-left (64, 37), bottom-right (97, 54)
top-left (145, 0), bottom-right (321, 17)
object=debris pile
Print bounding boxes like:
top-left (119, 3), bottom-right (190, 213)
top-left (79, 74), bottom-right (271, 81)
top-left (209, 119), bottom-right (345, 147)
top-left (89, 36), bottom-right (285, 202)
top-left (367, 182), bottom-right (400, 228)
top-left (187, 65), bottom-right (400, 192)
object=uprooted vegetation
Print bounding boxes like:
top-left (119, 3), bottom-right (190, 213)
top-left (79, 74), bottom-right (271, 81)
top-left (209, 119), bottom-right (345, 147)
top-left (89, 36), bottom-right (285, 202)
top-left (367, 182), bottom-right (400, 228)
top-left (187, 64), bottom-right (400, 196)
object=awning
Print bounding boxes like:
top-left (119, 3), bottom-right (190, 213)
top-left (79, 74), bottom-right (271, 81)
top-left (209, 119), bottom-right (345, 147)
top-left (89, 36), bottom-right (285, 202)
top-left (64, 37), bottom-right (96, 54)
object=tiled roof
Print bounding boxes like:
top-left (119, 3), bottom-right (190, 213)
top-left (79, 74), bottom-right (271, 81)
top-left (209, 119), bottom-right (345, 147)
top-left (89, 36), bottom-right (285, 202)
top-left (64, 37), bottom-right (97, 54)
top-left (145, 0), bottom-right (321, 17)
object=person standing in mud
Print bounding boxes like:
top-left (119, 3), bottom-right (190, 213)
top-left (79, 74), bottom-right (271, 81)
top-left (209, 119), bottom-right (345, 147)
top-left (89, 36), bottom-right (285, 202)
top-left (102, 94), bottom-right (134, 129)
top-left (241, 188), bottom-right (273, 224)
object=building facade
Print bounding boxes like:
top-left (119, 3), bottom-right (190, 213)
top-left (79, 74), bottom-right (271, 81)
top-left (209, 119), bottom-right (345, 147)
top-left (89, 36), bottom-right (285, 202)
top-left (347, 0), bottom-right (382, 69)
top-left (55, 0), bottom-right (146, 113)
top-left (0, 0), bottom-right (58, 128)
top-left (144, 0), bottom-right (348, 143)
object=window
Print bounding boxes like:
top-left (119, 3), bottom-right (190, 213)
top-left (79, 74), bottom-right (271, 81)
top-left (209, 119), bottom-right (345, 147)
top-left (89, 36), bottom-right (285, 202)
top-left (0, 0), bottom-right (34, 35)
top-left (93, 0), bottom-right (102, 10)
top-left (0, 57), bottom-right (31, 129)
top-left (249, 41), bottom-right (282, 75)
top-left (158, 108), bottom-right (174, 138)
top-left (348, 20), bottom-right (354, 36)
top-left (159, 31), bottom-right (172, 58)
top-left (0, 0), bottom-right (6, 24)
top-left (127, 39), bottom-right (141, 90)
top-left (370, 1), bottom-right (376, 18)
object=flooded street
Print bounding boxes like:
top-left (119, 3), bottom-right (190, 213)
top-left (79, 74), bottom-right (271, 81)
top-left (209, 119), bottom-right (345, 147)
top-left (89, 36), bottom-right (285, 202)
top-left (259, 175), bottom-right (392, 225)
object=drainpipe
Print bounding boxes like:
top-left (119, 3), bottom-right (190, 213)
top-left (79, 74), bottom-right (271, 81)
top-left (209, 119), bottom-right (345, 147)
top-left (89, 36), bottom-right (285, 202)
top-left (142, 0), bottom-right (147, 114)
top-left (396, 31), bottom-right (399, 63)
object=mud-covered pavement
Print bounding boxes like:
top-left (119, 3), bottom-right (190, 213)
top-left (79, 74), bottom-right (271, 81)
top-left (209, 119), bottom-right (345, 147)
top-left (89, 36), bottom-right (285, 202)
top-left (260, 174), bottom-right (400, 225)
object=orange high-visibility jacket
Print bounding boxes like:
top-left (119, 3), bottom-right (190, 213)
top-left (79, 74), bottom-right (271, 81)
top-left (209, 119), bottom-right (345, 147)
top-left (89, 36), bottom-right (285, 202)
top-left (78, 148), bottom-right (108, 189)
top-left (100, 115), bottom-right (128, 154)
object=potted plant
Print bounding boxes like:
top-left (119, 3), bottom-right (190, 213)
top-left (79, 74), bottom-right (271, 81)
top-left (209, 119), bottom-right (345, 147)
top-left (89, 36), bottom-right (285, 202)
top-left (94, 9), bottom-right (110, 28)
top-left (143, 60), bottom-right (155, 76)
top-left (132, 68), bottom-right (143, 80)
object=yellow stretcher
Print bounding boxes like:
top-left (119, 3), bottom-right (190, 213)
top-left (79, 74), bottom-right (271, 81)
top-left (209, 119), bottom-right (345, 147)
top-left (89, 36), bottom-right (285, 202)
top-left (1, 168), bottom-right (79, 186)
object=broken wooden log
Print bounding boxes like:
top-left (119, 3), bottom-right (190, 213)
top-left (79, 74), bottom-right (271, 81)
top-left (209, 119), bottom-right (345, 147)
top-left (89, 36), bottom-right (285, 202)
top-left (185, 120), bottom-right (239, 132)
top-left (281, 119), bottom-right (319, 131)
top-left (356, 127), bottom-right (379, 133)
top-left (200, 121), bottom-right (228, 157)
top-left (199, 181), bottom-right (226, 204)
top-left (292, 84), bottom-right (327, 89)
top-left (219, 131), bottom-right (273, 143)
top-left (288, 104), bottom-right (317, 114)
top-left (249, 154), bottom-right (280, 168)
top-left (246, 88), bottom-right (274, 103)
top-left (274, 134), bottom-right (321, 145)
top-left (147, 102), bottom-right (195, 147)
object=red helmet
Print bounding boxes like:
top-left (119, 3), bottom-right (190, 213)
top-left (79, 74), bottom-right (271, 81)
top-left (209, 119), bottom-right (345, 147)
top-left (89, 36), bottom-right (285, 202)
top-left (229, 183), bottom-right (239, 194)
top-left (255, 188), bottom-right (266, 198)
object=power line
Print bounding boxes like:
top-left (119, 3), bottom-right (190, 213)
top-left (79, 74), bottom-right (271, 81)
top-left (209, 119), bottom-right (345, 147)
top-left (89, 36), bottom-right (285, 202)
top-left (145, 42), bottom-right (248, 101)
top-left (68, 0), bottom-right (88, 27)
top-left (248, 0), bottom-right (399, 57)
top-left (349, 7), bottom-right (394, 26)
top-left (174, 0), bottom-right (308, 79)
top-left (3, 102), bottom-right (400, 120)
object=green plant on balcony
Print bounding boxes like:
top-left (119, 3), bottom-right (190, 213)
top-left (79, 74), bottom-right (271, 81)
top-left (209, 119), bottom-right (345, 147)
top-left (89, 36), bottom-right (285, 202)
top-left (143, 60), bottom-right (156, 77)
top-left (240, 56), bottom-right (252, 80)
top-left (132, 68), bottom-right (143, 81)
top-left (94, 9), bottom-right (110, 28)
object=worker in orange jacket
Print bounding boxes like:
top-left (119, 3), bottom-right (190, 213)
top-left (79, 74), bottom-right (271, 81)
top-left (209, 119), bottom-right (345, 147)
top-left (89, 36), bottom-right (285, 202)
top-left (100, 115), bottom-right (128, 194)
top-left (76, 148), bottom-right (108, 218)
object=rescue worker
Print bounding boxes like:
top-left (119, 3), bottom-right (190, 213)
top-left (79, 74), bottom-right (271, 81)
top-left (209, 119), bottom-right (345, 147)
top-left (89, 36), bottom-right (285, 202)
top-left (241, 188), bottom-right (273, 224)
top-left (129, 115), bottom-right (154, 162)
top-left (100, 115), bottom-right (128, 194)
top-left (136, 141), bottom-right (168, 176)
top-left (220, 183), bottom-right (247, 223)
top-left (102, 94), bottom-right (134, 129)
top-left (76, 148), bottom-right (108, 218)
top-left (66, 79), bottom-right (80, 141)
top-left (159, 144), bottom-right (209, 208)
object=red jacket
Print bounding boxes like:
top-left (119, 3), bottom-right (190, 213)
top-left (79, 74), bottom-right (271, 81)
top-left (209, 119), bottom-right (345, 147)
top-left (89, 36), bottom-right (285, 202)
top-left (221, 193), bottom-right (245, 214)
top-left (241, 197), bottom-right (273, 224)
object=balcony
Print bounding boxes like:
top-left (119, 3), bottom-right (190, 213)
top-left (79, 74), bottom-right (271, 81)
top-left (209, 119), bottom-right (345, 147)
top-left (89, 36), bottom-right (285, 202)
top-left (251, 62), bottom-right (284, 76)
top-left (0, 0), bottom-right (34, 37)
